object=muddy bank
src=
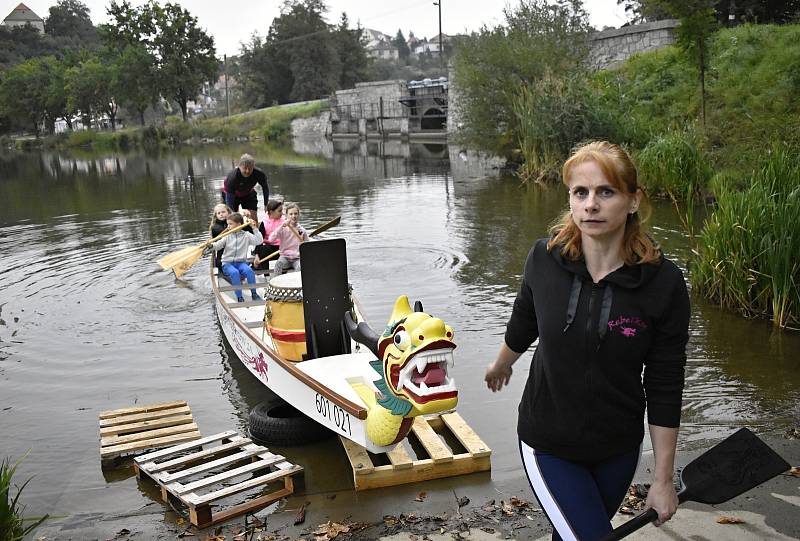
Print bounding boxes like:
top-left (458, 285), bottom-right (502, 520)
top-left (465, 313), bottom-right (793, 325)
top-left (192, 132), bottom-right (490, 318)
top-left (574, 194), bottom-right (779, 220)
top-left (31, 433), bottom-right (799, 541)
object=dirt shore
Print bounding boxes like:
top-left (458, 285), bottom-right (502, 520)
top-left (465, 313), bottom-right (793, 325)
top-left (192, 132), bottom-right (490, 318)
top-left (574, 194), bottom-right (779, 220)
top-left (31, 433), bottom-right (799, 541)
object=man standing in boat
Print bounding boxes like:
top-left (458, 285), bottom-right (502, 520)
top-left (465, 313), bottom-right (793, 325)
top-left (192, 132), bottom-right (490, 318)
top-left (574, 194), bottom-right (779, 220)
top-left (222, 154), bottom-right (269, 223)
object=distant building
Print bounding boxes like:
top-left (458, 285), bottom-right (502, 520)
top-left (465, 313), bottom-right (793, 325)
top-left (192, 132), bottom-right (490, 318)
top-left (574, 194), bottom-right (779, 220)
top-left (363, 28), bottom-right (399, 60)
top-left (2, 3), bottom-right (44, 32)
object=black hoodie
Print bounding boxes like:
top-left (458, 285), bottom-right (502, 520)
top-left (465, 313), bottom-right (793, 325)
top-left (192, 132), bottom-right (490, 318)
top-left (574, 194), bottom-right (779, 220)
top-left (507, 239), bottom-right (690, 462)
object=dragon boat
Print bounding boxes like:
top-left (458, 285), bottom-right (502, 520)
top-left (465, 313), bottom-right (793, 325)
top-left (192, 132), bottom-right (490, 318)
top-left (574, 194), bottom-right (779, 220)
top-left (211, 238), bottom-right (459, 454)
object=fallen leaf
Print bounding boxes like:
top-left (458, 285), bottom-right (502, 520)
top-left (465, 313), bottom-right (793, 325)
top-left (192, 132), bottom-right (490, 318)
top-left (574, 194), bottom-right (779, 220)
top-left (717, 516), bottom-right (745, 524)
top-left (294, 503), bottom-right (307, 525)
top-left (313, 521), bottom-right (350, 540)
top-left (457, 496), bottom-right (470, 508)
top-left (501, 501), bottom-right (515, 516)
top-left (508, 497), bottom-right (530, 509)
top-left (787, 466), bottom-right (800, 477)
top-left (414, 491), bottom-right (428, 502)
top-left (176, 518), bottom-right (185, 526)
top-left (619, 506), bottom-right (635, 515)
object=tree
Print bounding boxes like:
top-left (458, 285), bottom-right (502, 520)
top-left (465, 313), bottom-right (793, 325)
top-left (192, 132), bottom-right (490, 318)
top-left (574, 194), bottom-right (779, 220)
top-left (0, 58), bottom-right (54, 135)
top-left (620, 0), bottom-right (800, 25)
top-left (102, 1), bottom-right (218, 121)
top-left (646, 0), bottom-right (716, 127)
top-left (113, 45), bottom-right (159, 125)
top-left (452, 0), bottom-right (590, 153)
top-left (65, 56), bottom-right (117, 129)
top-left (152, 3), bottom-right (218, 120)
top-left (45, 0), bottom-right (99, 49)
top-left (335, 14), bottom-right (369, 89)
top-left (393, 29), bottom-right (411, 63)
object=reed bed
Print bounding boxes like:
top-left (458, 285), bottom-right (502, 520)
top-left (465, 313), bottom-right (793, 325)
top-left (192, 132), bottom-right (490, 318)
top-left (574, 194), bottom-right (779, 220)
top-left (636, 131), bottom-right (712, 239)
top-left (692, 146), bottom-right (800, 329)
top-left (1, 453), bottom-right (48, 541)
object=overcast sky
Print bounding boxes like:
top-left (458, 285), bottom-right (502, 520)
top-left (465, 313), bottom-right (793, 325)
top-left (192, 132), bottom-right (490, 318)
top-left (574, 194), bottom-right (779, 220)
top-left (7, 0), bottom-right (633, 56)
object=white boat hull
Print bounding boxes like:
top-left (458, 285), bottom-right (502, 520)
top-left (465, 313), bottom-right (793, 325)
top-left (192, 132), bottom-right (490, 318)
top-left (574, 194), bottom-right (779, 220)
top-left (213, 284), bottom-right (394, 454)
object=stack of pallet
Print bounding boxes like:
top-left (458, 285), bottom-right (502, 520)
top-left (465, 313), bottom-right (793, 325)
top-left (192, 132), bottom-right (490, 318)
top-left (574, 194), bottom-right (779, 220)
top-left (99, 400), bottom-right (202, 464)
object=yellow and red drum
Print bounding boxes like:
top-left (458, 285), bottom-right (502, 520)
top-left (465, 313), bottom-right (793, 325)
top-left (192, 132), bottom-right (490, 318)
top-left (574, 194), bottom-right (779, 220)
top-left (265, 272), bottom-right (306, 361)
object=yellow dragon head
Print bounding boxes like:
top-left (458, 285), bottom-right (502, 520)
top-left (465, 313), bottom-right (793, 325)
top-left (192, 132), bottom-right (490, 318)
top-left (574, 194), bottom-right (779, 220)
top-left (376, 295), bottom-right (458, 415)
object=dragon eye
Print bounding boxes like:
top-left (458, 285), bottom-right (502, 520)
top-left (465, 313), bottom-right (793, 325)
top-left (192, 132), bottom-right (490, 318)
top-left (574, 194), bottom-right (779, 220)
top-left (393, 330), bottom-right (411, 350)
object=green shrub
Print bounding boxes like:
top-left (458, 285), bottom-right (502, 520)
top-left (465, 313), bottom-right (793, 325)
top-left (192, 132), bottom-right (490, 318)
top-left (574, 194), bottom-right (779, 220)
top-left (636, 130), bottom-right (712, 237)
top-left (1, 453), bottom-right (48, 541)
top-left (692, 144), bottom-right (800, 328)
top-left (513, 72), bottom-right (617, 184)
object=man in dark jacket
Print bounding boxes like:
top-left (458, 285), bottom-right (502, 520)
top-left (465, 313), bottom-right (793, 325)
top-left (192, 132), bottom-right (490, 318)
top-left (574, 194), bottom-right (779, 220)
top-left (222, 153), bottom-right (269, 222)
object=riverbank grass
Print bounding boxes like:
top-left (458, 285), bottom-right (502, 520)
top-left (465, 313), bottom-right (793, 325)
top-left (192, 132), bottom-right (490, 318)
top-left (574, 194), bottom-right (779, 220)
top-left (40, 100), bottom-right (327, 150)
top-left (1, 453), bottom-right (48, 541)
top-left (692, 146), bottom-right (800, 329)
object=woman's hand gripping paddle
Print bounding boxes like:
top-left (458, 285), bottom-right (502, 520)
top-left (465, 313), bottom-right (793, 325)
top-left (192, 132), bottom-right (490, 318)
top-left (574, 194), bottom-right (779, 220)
top-left (157, 221), bottom-right (253, 278)
top-left (602, 427), bottom-right (791, 541)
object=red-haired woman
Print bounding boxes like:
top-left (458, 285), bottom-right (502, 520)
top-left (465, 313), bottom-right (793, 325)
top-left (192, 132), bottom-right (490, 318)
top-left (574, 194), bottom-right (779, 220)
top-left (485, 141), bottom-right (690, 541)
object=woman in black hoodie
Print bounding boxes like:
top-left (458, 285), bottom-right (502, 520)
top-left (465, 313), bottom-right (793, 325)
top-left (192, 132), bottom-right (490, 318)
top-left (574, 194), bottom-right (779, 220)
top-left (485, 141), bottom-right (690, 541)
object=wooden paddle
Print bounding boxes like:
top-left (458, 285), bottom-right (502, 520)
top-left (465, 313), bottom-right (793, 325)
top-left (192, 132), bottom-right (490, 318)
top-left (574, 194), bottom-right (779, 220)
top-left (602, 427), bottom-right (790, 541)
top-left (252, 216), bottom-right (341, 267)
top-left (158, 221), bottom-right (254, 278)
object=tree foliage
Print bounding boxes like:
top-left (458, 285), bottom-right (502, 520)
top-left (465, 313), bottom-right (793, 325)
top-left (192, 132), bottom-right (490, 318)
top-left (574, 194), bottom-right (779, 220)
top-left (45, 0), bottom-right (99, 50)
top-left (102, 0), bottom-right (218, 120)
top-left (618, 0), bottom-right (800, 24)
top-left (452, 0), bottom-right (590, 153)
top-left (238, 0), bottom-right (369, 108)
top-left (393, 29), bottom-right (411, 63)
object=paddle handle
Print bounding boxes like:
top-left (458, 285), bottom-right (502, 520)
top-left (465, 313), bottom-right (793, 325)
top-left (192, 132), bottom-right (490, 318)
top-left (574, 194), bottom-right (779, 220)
top-left (600, 508), bottom-right (657, 541)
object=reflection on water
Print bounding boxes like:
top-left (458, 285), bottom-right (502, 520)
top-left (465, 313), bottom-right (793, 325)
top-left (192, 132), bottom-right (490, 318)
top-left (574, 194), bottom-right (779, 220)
top-left (1, 139), bottom-right (798, 522)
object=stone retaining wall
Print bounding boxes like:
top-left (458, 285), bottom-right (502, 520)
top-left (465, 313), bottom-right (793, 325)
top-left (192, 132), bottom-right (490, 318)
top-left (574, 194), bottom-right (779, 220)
top-left (590, 19), bottom-right (679, 69)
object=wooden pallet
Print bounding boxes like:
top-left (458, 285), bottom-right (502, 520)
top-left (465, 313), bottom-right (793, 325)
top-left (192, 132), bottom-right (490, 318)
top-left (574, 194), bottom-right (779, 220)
top-left (134, 431), bottom-right (303, 528)
top-left (100, 400), bottom-right (202, 463)
top-left (340, 412), bottom-right (491, 491)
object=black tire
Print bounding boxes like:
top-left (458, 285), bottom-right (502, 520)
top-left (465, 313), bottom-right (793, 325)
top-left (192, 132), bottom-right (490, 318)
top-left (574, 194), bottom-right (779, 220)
top-left (248, 398), bottom-right (332, 447)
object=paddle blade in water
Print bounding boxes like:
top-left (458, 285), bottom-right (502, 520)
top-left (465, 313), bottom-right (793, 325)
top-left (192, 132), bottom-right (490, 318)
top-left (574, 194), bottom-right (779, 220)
top-left (679, 427), bottom-right (790, 505)
top-left (158, 245), bottom-right (200, 270)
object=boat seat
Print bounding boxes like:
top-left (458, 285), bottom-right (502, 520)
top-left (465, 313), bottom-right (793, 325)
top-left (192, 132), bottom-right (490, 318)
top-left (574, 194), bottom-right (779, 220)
top-left (300, 238), bottom-right (352, 360)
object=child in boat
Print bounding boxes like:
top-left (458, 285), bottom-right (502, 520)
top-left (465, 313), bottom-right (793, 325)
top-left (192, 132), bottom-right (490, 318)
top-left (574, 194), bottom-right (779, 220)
top-left (254, 199), bottom-right (284, 270)
top-left (268, 202), bottom-right (309, 276)
top-left (209, 203), bottom-right (232, 273)
top-left (211, 212), bottom-right (264, 302)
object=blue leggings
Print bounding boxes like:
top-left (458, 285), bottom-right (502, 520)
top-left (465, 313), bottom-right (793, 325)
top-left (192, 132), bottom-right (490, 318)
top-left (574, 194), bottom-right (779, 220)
top-left (222, 261), bottom-right (257, 300)
top-left (519, 440), bottom-right (640, 541)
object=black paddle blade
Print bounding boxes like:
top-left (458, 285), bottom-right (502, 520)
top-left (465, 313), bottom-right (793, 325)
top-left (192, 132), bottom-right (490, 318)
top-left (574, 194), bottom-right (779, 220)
top-left (602, 428), bottom-right (790, 541)
top-left (680, 427), bottom-right (790, 505)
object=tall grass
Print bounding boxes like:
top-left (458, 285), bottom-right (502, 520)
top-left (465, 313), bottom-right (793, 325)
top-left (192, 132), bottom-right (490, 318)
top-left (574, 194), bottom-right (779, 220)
top-left (512, 72), bottom-right (615, 184)
top-left (1, 453), bottom-right (48, 541)
top-left (692, 145), bottom-right (800, 329)
top-left (636, 130), bottom-right (712, 239)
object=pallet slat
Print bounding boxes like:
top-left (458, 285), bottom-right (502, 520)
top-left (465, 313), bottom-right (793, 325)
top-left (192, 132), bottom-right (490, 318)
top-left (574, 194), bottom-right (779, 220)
top-left (158, 446), bottom-right (269, 484)
top-left (142, 437), bottom-right (250, 474)
top-left (99, 414), bottom-right (194, 437)
top-left (137, 431), bottom-right (302, 528)
top-left (101, 422), bottom-right (199, 446)
top-left (440, 412), bottom-right (491, 458)
top-left (412, 417), bottom-right (453, 463)
top-left (100, 400), bottom-right (187, 419)
top-left (184, 464), bottom-right (302, 506)
top-left (135, 430), bottom-right (238, 464)
top-left (100, 401), bottom-right (202, 463)
top-left (172, 453), bottom-right (286, 495)
top-left (99, 405), bottom-right (192, 427)
top-left (340, 413), bottom-right (491, 491)
top-left (101, 431), bottom-right (202, 459)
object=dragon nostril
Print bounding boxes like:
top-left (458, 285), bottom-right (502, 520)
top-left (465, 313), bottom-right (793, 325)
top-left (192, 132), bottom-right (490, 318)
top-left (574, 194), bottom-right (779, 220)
top-left (446, 331), bottom-right (452, 338)
top-left (418, 335), bottom-right (424, 341)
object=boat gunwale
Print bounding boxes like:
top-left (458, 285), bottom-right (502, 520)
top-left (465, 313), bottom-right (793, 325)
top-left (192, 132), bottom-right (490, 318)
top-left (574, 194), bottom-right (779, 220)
top-left (210, 258), bottom-right (368, 420)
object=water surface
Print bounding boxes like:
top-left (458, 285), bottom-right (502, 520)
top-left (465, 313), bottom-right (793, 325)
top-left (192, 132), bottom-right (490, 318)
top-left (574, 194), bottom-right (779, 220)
top-left (1, 139), bottom-right (797, 525)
